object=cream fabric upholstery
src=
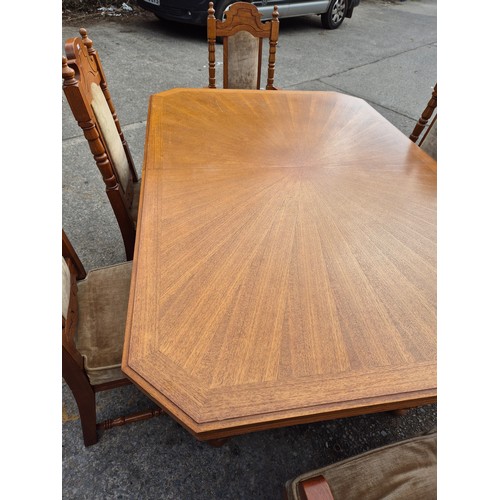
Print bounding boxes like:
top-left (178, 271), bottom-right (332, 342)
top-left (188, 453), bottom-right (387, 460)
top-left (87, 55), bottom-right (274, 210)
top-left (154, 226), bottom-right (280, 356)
top-left (286, 430), bottom-right (437, 500)
top-left (75, 261), bottom-right (133, 385)
top-left (227, 31), bottom-right (260, 89)
top-left (420, 118), bottom-right (437, 161)
top-left (90, 82), bottom-right (130, 192)
top-left (62, 257), bottom-right (71, 320)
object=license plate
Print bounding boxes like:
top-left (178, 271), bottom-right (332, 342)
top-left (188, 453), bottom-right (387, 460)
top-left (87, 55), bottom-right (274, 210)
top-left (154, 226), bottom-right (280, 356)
top-left (144, 0), bottom-right (160, 5)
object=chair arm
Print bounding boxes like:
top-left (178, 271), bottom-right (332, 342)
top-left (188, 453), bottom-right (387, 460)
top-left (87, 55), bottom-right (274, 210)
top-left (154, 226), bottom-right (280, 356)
top-left (298, 475), bottom-right (334, 500)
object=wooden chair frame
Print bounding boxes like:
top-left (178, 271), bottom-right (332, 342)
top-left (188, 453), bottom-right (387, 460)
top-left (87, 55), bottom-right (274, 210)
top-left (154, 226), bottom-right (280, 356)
top-left (62, 230), bottom-right (161, 446)
top-left (207, 2), bottom-right (280, 90)
top-left (294, 475), bottom-right (334, 500)
top-left (410, 83), bottom-right (437, 145)
top-left (62, 29), bottom-right (139, 260)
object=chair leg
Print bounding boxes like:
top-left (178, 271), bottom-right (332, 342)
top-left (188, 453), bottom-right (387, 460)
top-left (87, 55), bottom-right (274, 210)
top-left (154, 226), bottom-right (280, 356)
top-left (63, 352), bottom-right (99, 446)
top-left (65, 379), bottom-right (98, 446)
top-left (76, 387), bottom-right (98, 446)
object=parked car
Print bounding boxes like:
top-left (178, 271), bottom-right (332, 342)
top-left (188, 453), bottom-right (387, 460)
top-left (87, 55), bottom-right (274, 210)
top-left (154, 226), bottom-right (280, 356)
top-left (137, 0), bottom-right (360, 30)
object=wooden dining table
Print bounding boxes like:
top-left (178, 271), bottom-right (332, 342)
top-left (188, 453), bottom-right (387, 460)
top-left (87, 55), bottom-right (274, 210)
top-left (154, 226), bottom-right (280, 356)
top-left (122, 88), bottom-right (437, 443)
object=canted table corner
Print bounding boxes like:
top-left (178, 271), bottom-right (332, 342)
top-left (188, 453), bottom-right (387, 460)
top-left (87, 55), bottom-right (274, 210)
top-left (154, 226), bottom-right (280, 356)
top-left (122, 88), bottom-right (437, 441)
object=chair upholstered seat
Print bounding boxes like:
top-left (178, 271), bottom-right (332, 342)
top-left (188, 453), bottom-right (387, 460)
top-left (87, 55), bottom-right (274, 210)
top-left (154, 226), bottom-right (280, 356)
top-left (75, 261), bottom-right (133, 385)
top-left (285, 431), bottom-right (436, 500)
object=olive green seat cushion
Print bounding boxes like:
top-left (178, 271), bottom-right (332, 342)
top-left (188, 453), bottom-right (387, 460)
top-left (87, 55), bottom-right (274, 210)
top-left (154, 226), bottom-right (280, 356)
top-left (285, 430), bottom-right (436, 500)
top-left (75, 261), bottom-right (133, 385)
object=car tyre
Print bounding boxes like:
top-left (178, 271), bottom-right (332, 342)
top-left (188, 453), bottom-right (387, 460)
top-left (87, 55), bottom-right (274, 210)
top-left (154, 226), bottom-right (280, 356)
top-left (321, 0), bottom-right (347, 29)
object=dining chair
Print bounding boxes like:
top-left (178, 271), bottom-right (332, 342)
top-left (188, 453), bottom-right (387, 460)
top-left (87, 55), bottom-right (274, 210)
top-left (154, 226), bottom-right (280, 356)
top-left (62, 28), bottom-right (140, 261)
top-left (62, 230), bottom-right (161, 446)
top-left (410, 83), bottom-right (437, 160)
top-left (284, 428), bottom-right (436, 499)
top-left (207, 1), bottom-right (280, 90)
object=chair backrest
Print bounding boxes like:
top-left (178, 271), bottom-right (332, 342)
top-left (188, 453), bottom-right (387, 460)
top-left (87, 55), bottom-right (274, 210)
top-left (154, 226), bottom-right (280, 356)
top-left (62, 28), bottom-right (138, 259)
top-left (207, 2), bottom-right (280, 90)
top-left (410, 83), bottom-right (437, 146)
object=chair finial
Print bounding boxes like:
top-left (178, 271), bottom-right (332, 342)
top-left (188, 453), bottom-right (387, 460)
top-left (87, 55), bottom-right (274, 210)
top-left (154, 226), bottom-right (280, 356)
top-left (208, 2), bottom-right (215, 18)
top-left (80, 27), bottom-right (96, 55)
top-left (62, 56), bottom-right (76, 82)
top-left (272, 5), bottom-right (279, 20)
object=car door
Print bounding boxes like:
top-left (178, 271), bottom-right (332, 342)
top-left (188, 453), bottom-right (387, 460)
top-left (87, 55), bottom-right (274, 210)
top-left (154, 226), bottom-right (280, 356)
top-left (285, 0), bottom-right (331, 18)
top-left (252, 0), bottom-right (288, 20)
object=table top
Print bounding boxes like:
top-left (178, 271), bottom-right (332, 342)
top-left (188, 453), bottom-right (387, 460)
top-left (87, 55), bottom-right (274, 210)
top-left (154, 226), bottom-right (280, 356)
top-left (122, 88), bottom-right (436, 441)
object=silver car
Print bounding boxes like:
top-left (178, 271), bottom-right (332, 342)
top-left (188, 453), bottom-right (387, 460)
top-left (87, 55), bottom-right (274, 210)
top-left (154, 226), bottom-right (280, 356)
top-left (137, 0), bottom-right (361, 30)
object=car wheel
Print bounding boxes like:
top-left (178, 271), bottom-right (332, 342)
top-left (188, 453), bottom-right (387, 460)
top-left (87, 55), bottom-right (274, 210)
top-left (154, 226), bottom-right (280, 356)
top-left (321, 0), bottom-right (347, 29)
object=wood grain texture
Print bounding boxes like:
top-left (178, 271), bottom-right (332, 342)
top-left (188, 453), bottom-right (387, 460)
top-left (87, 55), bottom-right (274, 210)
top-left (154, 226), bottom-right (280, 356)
top-left (122, 89), bottom-right (437, 441)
